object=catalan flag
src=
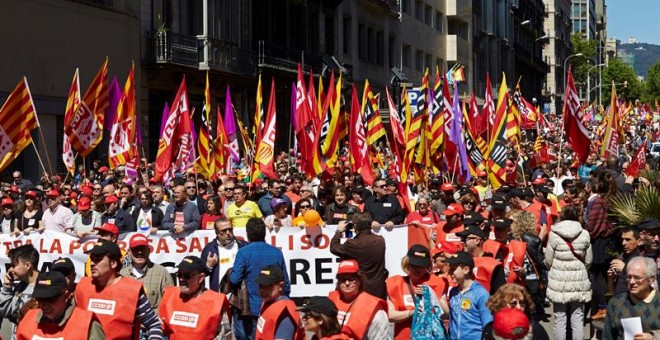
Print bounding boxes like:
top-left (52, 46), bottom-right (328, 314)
top-left (62, 70), bottom-right (79, 175)
top-left (412, 69), bottom-right (430, 182)
top-left (109, 64), bottom-right (137, 169)
top-left (253, 74), bottom-right (264, 146)
top-left (195, 71), bottom-right (213, 177)
top-left (255, 77), bottom-right (277, 179)
top-left (601, 81), bottom-right (621, 158)
top-left (212, 106), bottom-right (230, 176)
top-left (506, 78), bottom-right (521, 145)
top-left (442, 72), bottom-right (458, 172)
top-left (466, 92), bottom-right (488, 167)
top-left (362, 80), bottom-right (386, 145)
top-left (429, 66), bottom-right (444, 158)
top-left (486, 73), bottom-right (510, 188)
top-left (0, 77), bottom-right (39, 172)
top-left (349, 85), bottom-right (375, 184)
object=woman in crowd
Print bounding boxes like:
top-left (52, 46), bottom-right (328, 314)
top-left (264, 197), bottom-right (292, 230)
top-left (292, 198), bottom-right (313, 227)
top-left (327, 260), bottom-right (390, 340)
top-left (460, 191), bottom-right (480, 214)
top-left (405, 195), bottom-right (440, 249)
top-left (131, 190), bottom-right (163, 233)
top-left (1, 197), bottom-right (17, 235)
top-left (481, 283), bottom-right (549, 340)
top-left (545, 204), bottom-right (592, 340)
top-left (200, 195), bottom-right (223, 229)
top-left (324, 186), bottom-right (359, 225)
top-left (348, 186), bottom-right (366, 212)
top-left (299, 296), bottom-right (351, 340)
top-left (386, 244), bottom-right (447, 340)
top-left (509, 210), bottom-right (546, 318)
top-left (15, 190), bottom-right (43, 235)
top-left (71, 196), bottom-right (102, 238)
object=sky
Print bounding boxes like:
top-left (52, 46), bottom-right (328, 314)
top-left (607, 0), bottom-right (660, 45)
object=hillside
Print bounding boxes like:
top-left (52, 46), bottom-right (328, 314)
top-left (618, 42), bottom-right (660, 77)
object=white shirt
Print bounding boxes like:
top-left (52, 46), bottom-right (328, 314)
top-left (42, 205), bottom-right (73, 232)
top-left (216, 240), bottom-right (239, 282)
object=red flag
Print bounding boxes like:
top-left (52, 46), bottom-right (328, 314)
top-left (295, 64), bottom-right (324, 176)
top-left (63, 70), bottom-right (79, 175)
top-left (625, 143), bottom-right (647, 177)
top-left (348, 85), bottom-right (375, 184)
top-left (386, 86), bottom-right (405, 181)
top-left (256, 78), bottom-right (278, 179)
top-left (482, 73), bottom-right (495, 140)
top-left (562, 66), bottom-right (591, 164)
top-left (153, 77), bottom-right (191, 181)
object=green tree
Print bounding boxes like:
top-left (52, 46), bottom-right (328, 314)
top-left (570, 32), bottom-right (598, 86)
top-left (643, 61), bottom-right (660, 103)
top-left (601, 58), bottom-right (643, 104)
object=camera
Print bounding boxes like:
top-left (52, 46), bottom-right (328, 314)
top-left (345, 221), bottom-right (354, 231)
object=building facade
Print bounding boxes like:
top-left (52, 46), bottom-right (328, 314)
top-left (542, 0), bottom-right (574, 115)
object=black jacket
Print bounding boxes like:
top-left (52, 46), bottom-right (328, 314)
top-left (130, 206), bottom-right (164, 230)
top-left (521, 232), bottom-right (545, 273)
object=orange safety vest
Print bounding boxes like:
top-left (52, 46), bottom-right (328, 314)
top-left (317, 334), bottom-right (353, 340)
top-left (159, 287), bottom-right (230, 340)
top-left (434, 221), bottom-right (465, 252)
top-left (75, 276), bottom-right (142, 340)
top-left (473, 256), bottom-right (502, 293)
top-left (255, 298), bottom-right (305, 340)
top-left (328, 291), bottom-right (388, 340)
top-left (483, 239), bottom-right (527, 284)
top-left (16, 306), bottom-right (94, 340)
top-left (526, 200), bottom-right (558, 236)
top-left (386, 275), bottom-right (447, 340)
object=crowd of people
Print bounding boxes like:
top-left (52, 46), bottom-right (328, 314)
top-left (0, 113), bottom-right (659, 339)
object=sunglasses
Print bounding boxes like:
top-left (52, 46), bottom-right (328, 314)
top-left (374, 185), bottom-right (386, 189)
top-left (186, 186), bottom-right (196, 189)
top-left (299, 205), bottom-right (311, 209)
top-left (36, 295), bottom-right (61, 304)
top-left (177, 272), bottom-right (197, 280)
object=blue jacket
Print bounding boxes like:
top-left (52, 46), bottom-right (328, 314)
top-left (229, 241), bottom-right (290, 316)
top-left (161, 200), bottom-right (200, 232)
top-left (201, 237), bottom-right (248, 292)
top-left (448, 281), bottom-right (493, 340)
top-left (257, 193), bottom-right (293, 217)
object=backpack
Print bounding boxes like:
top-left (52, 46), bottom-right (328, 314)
top-left (410, 284), bottom-right (448, 340)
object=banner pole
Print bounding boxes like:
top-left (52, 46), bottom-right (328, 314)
top-left (31, 139), bottom-right (49, 177)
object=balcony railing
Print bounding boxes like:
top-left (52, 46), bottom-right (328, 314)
top-left (257, 40), bottom-right (323, 75)
top-left (149, 30), bottom-right (199, 68)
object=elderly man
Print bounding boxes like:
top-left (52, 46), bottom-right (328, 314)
top-left (603, 256), bottom-right (660, 339)
top-left (120, 234), bottom-right (173, 310)
top-left (151, 185), bottom-right (169, 214)
top-left (201, 217), bottom-right (247, 292)
top-left (363, 178), bottom-right (404, 227)
top-left (162, 184), bottom-right (200, 234)
top-left (184, 180), bottom-right (206, 215)
top-left (42, 189), bottom-right (73, 232)
top-left (12, 171), bottom-right (32, 191)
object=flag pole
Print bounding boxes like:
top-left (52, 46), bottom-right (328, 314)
top-left (30, 140), bottom-right (49, 177)
top-left (26, 78), bottom-right (54, 175)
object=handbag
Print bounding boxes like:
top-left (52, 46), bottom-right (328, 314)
top-left (563, 238), bottom-right (585, 263)
top-left (410, 284), bottom-right (448, 340)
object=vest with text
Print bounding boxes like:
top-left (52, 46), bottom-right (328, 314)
top-left (328, 290), bottom-right (387, 340)
top-left (159, 287), bottom-right (229, 339)
top-left (16, 307), bottom-right (94, 340)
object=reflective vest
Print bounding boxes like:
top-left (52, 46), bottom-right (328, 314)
top-left (328, 291), bottom-right (387, 340)
top-left (483, 239), bottom-right (527, 284)
top-left (75, 276), bottom-right (142, 340)
top-left (159, 287), bottom-right (230, 340)
top-left (317, 334), bottom-right (353, 340)
top-left (255, 298), bottom-right (305, 340)
top-left (16, 306), bottom-right (94, 340)
top-left (386, 274), bottom-right (447, 340)
top-left (473, 256), bottom-right (502, 293)
top-left (434, 221), bottom-right (465, 252)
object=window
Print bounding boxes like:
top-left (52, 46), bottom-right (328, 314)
top-left (367, 27), bottom-right (374, 62)
top-left (358, 23), bottom-right (366, 60)
top-left (377, 31), bottom-right (384, 65)
top-left (435, 11), bottom-right (443, 32)
top-left (343, 16), bottom-right (351, 55)
top-left (389, 35), bottom-right (397, 68)
top-left (402, 0), bottom-right (410, 14)
top-left (436, 58), bottom-right (443, 71)
top-left (402, 44), bottom-right (411, 68)
top-left (415, 1), bottom-right (423, 21)
top-left (425, 54), bottom-right (432, 73)
top-left (415, 50), bottom-right (424, 72)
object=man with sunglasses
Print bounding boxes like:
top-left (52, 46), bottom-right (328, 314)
top-left (12, 171), bottom-right (32, 191)
top-left (457, 226), bottom-right (505, 294)
top-left (16, 271), bottom-right (105, 339)
top-left (76, 241), bottom-right (163, 339)
top-left (42, 189), bottom-right (74, 233)
top-left (184, 180), bottom-right (206, 216)
top-left (364, 178), bottom-right (404, 228)
top-left (159, 256), bottom-right (231, 339)
top-left (201, 218), bottom-right (247, 292)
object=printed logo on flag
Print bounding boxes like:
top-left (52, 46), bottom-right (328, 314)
top-left (31, 336), bottom-right (63, 340)
top-left (0, 126), bottom-right (15, 160)
top-left (88, 298), bottom-right (116, 315)
top-left (170, 311), bottom-right (199, 328)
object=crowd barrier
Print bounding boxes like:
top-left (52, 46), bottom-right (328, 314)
top-left (0, 225), bottom-right (408, 297)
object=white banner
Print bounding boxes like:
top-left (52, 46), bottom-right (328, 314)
top-left (0, 226), bottom-right (407, 297)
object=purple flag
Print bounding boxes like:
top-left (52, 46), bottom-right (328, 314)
top-left (224, 86), bottom-right (240, 162)
top-left (449, 84), bottom-right (471, 182)
top-left (159, 102), bottom-right (170, 137)
top-left (105, 77), bottom-right (121, 131)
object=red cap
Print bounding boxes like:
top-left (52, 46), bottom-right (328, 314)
top-left (1, 198), bottom-right (14, 207)
top-left (94, 223), bottom-right (119, 237)
top-left (443, 203), bottom-right (465, 216)
top-left (435, 240), bottom-right (462, 255)
top-left (24, 191), bottom-right (38, 199)
top-left (98, 166), bottom-right (109, 173)
top-left (70, 191), bottom-right (78, 200)
top-left (10, 185), bottom-right (19, 193)
top-left (77, 197), bottom-right (91, 211)
top-left (129, 234), bottom-right (149, 248)
top-left (532, 178), bottom-right (546, 185)
top-left (441, 183), bottom-right (454, 192)
top-left (336, 260), bottom-right (360, 275)
top-left (80, 187), bottom-right (93, 197)
top-left (104, 195), bottom-right (118, 204)
top-left (493, 307), bottom-right (530, 339)
top-left (45, 189), bottom-right (59, 198)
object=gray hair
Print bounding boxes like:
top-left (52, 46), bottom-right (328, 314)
top-left (628, 256), bottom-right (657, 279)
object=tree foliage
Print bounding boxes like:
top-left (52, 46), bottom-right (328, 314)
top-left (601, 58), bottom-right (643, 104)
top-left (643, 61), bottom-right (660, 104)
top-left (570, 32), bottom-right (598, 86)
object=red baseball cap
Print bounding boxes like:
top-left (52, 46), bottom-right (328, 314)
top-left (336, 260), bottom-right (360, 275)
top-left (104, 195), bottom-right (118, 204)
top-left (129, 234), bottom-right (149, 249)
top-left (80, 187), bottom-right (93, 197)
top-left (493, 307), bottom-right (530, 339)
top-left (532, 178), bottom-right (546, 185)
top-left (94, 223), bottom-right (119, 237)
top-left (98, 166), bottom-right (109, 173)
top-left (443, 203), bottom-right (465, 216)
top-left (45, 189), bottom-right (59, 198)
top-left (1, 198), bottom-right (14, 207)
top-left (77, 197), bottom-right (91, 211)
top-left (24, 191), bottom-right (38, 199)
top-left (441, 183), bottom-right (454, 192)
top-left (435, 240), bottom-right (462, 255)
top-left (477, 170), bottom-right (487, 177)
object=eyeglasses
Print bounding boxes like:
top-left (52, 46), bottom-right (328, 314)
top-left (217, 228), bottom-right (233, 234)
top-left (299, 205), bottom-right (311, 209)
top-left (337, 276), bottom-right (358, 284)
top-left (374, 185), bottom-right (386, 189)
top-left (93, 188), bottom-right (102, 191)
top-left (177, 272), bottom-right (197, 280)
top-left (626, 275), bottom-right (648, 284)
top-left (186, 186), bottom-right (196, 189)
top-left (12, 177), bottom-right (20, 180)
top-left (508, 300), bottom-right (527, 308)
top-left (225, 187), bottom-right (235, 191)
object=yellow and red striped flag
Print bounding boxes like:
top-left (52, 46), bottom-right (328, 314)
top-left (109, 64), bottom-right (137, 168)
top-left (0, 77), bottom-right (39, 172)
top-left (362, 79), bottom-right (386, 145)
top-left (196, 71), bottom-right (213, 177)
top-left (62, 69), bottom-right (80, 175)
top-left (212, 106), bottom-right (229, 176)
top-left (486, 73), bottom-right (510, 188)
top-left (256, 78), bottom-right (278, 179)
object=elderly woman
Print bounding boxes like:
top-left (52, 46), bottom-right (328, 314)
top-left (405, 195), bottom-right (440, 249)
top-left (264, 197), bottom-right (292, 230)
top-left (509, 210), bottom-right (546, 318)
top-left (327, 260), bottom-right (390, 340)
top-left (386, 244), bottom-right (447, 340)
top-left (545, 205), bottom-right (592, 340)
top-left (481, 284), bottom-right (549, 340)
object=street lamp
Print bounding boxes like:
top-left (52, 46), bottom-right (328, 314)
top-left (587, 63), bottom-right (605, 104)
top-left (563, 53), bottom-right (584, 96)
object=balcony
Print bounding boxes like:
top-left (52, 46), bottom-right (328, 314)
top-left (257, 40), bottom-right (324, 75)
top-left (446, 35), bottom-right (470, 63)
top-left (146, 30), bottom-right (255, 75)
top-left (446, 0), bottom-right (470, 21)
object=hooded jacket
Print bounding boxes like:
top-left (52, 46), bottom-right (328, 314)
top-left (544, 220), bottom-right (593, 304)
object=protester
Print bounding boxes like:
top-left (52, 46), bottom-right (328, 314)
top-left (162, 184), bottom-right (200, 233)
top-left (324, 185), bottom-right (359, 225)
top-left (489, 307), bottom-right (533, 340)
top-left (482, 284), bottom-right (549, 340)
top-left (202, 217), bottom-right (247, 291)
top-left (457, 226), bottom-right (505, 294)
top-left (330, 212), bottom-right (387, 299)
top-left (200, 195), bottom-right (223, 229)
top-left (71, 196), bottom-right (102, 238)
top-left (637, 218), bottom-right (660, 283)
top-left (610, 225), bottom-right (642, 294)
top-left (51, 257), bottom-right (77, 292)
top-left (264, 197), bottom-right (293, 230)
top-left (299, 296), bottom-right (351, 340)
top-left (151, 184), bottom-right (169, 214)
top-left (120, 234), bottom-right (173, 310)
top-left (184, 180), bottom-right (207, 215)
top-left (42, 189), bottom-right (73, 233)
top-left (226, 185), bottom-right (262, 228)
top-left (15, 190), bottom-right (43, 234)
top-left (363, 178), bottom-right (404, 227)
top-left (509, 209), bottom-right (546, 316)
top-left (0, 244), bottom-right (40, 337)
top-left (1, 197), bottom-right (17, 234)
top-left (230, 218), bottom-right (290, 339)
top-left (75, 240), bottom-right (163, 339)
top-left (254, 265), bottom-right (304, 340)
top-left (132, 189), bottom-right (164, 233)
top-left (101, 194), bottom-right (136, 233)
top-left (405, 195), bottom-right (440, 249)
top-left (327, 260), bottom-right (390, 339)
top-left (16, 271), bottom-right (106, 339)
top-left (545, 205), bottom-right (592, 340)
top-left (159, 256), bottom-right (232, 339)
top-left (258, 179), bottom-right (292, 217)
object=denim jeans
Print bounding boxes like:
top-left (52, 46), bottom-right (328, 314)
top-left (233, 307), bottom-right (258, 340)
top-left (553, 302), bottom-right (584, 340)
